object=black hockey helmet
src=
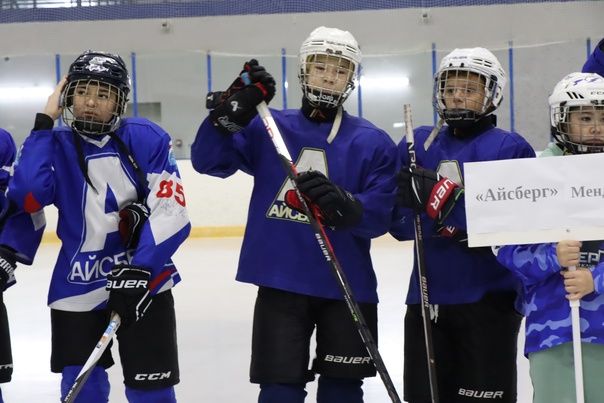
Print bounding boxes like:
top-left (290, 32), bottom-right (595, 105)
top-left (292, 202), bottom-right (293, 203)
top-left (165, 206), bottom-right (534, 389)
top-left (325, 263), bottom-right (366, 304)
top-left (67, 50), bottom-right (130, 97)
top-left (62, 50), bottom-right (130, 136)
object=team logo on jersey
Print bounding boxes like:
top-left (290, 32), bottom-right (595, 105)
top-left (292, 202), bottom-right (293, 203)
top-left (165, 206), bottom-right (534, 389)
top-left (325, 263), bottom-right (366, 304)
top-left (436, 160), bottom-right (463, 186)
top-left (579, 240), bottom-right (604, 267)
top-left (68, 250), bottom-right (132, 285)
top-left (85, 57), bottom-right (111, 73)
top-left (265, 147), bottom-right (327, 224)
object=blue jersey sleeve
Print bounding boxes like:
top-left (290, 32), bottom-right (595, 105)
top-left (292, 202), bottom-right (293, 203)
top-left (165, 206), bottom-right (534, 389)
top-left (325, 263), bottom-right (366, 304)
top-left (0, 129), bottom-right (16, 192)
top-left (190, 117), bottom-right (254, 177)
top-left (129, 127), bottom-right (191, 281)
top-left (0, 210), bottom-right (45, 265)
top-left (583, 38), bottom-right (604, 76)
top-left (493, 243), bottom-right (561, 288)
top-left (0, 129), bottom-right (16, 221)
top-left (9, 129), bottom-right (55, 213)
top-left (592, 262), bottom-right (604, 295)
top-left (0, 129), bottom-right (41, 266)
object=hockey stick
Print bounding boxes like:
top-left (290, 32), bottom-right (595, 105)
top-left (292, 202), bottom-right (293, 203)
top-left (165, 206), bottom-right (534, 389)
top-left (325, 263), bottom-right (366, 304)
top-left (62, 312), bottom-right (121, 403)
top-left (404, 104), bottom-right (439, 403)
top-left (567, 265), bottom-right (585, 403)
top-left (243, 75), bottom-right (402, 403)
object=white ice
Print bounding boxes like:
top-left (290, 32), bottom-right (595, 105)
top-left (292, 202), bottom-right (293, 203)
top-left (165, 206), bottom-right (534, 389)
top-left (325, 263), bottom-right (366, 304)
top-left (2, 236), bottom-right (532, 402)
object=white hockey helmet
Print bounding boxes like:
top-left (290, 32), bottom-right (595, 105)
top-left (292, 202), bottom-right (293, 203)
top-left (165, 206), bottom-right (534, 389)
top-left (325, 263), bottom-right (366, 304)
top-left (434, 47), bottom-right (506, 126)
top-left (298, 26), bottom-right (362, 109)
top-left (549, 72), bottom-right (604, 154)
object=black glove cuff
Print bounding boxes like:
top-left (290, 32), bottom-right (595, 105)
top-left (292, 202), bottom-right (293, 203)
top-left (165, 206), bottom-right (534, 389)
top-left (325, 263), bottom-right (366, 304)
top-left (33, 113), bottom-right (55, 131)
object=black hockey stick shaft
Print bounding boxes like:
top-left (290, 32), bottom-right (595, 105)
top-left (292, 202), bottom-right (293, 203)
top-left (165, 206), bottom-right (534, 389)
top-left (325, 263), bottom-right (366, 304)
top-left (244, 84), bottom-right (401, 402)
top-left (404, 104), bottom-right (439, 403)
top-left (62, 312), bottom-right (121, 403)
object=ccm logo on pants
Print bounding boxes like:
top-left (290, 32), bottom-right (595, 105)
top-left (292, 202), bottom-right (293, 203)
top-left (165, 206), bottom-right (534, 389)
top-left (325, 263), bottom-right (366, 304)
top-left (134, 371), bottom-right (171, 381)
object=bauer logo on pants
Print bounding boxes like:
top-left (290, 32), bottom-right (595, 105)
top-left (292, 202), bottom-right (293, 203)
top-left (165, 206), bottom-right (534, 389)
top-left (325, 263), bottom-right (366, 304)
top-left (324, 355), bottom-right (371, 365)
top-left (458, 388), bottom-right (504, 399)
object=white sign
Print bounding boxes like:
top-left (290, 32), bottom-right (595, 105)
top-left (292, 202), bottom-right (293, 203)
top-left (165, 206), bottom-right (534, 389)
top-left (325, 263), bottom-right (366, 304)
top-left (465, 152), bottom-right (604, 247)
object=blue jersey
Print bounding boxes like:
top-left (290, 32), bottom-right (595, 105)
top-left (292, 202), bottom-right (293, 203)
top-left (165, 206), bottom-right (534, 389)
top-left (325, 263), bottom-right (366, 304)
top-left (191, 108), bottom-right (397, 303)
top-left (583, 39), bottom-right (604, 76)
top-left (4, 118), bottom-right (190, 311)
top-left (390, 122), bottom-right (536, 305)
top-left (494, 142), bottom-right (604, 355)
top-left (0, 128), bottom-right (20, 289)
top-left (0, 129), bottom-right (16, 217)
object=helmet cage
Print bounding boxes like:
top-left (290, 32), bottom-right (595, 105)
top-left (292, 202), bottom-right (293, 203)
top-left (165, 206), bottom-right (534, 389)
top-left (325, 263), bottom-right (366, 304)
top-left (61, 79), bottom-right (127, 136)
top-left (551, 103), bottom-right (604, 154)
top-left (434, 68), bottom-right (498, 125)
top-left (549, 72), bottom-right (604, 154)
top-left (298, 27), bottom-right (361, 109)
top-left (299, 52), bottom-right (357, 109)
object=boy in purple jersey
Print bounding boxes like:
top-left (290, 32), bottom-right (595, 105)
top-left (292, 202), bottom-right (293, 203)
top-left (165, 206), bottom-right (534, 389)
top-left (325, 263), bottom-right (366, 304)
top-left (391, 47), bottom-right (535, 403)
top-left (0, 51), bottom-right (190, 403)
top-left (494, 72), bottom-right (604, 403)
top-left (0, 128), bottom-right (16, 403)
top-left (191, 27), bottom-right (397, 403)
top-left (583, 38), bottom-right (604, 76)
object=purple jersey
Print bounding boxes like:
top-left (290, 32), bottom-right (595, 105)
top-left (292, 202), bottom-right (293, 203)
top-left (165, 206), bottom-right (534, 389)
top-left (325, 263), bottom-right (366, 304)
top-left (583, 38), bottom-right (604, 76)
top-left (191, 108), bottom-right (397, 303)
top-left (5, 118), bottom-right (190, 311)
top-left (390, 122), bottom-right (536, 305)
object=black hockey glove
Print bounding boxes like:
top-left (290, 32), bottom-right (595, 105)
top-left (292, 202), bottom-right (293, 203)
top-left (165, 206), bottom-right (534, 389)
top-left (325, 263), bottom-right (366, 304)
top-left (119, 202), bottom-right (150, 250)
top-left (207, 59), bottom-right (276, 134)
top-left (0, 246), bottom-right (17, 292)
top-left (106, 264), bottom-right (152, 329)
top-left (284, 171), bottom-right (363, 230)
top-left (397, 166), bottom-right (463, 222)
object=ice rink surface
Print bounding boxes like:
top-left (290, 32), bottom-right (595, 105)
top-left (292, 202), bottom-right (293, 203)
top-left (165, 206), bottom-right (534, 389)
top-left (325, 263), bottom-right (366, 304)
top-left (2, 236), bottom-right (532, 402)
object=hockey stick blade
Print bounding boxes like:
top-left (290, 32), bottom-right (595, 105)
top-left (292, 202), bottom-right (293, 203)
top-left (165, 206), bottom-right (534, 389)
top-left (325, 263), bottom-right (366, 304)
top-left (404, 104), bottom-right (439, 403)
top-left (62, 312), bottom-right (121, 403)
top-left (242, 73), bottom-right (402, 403)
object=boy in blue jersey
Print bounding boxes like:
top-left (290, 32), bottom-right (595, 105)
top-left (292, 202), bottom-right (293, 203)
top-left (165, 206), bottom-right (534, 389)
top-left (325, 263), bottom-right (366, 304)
top-left (494, 72), bottom-right (604, 403)
top-left (0, 128), bottom-right (16, 403)
top-left (391, 47), bottom-right (535, 403)
top-left (583, 38), bottom-right (604, 76)
top-left (191, 27), bottom-right (397, 403)
top-left (0, 51), bottom-right (190, 403)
